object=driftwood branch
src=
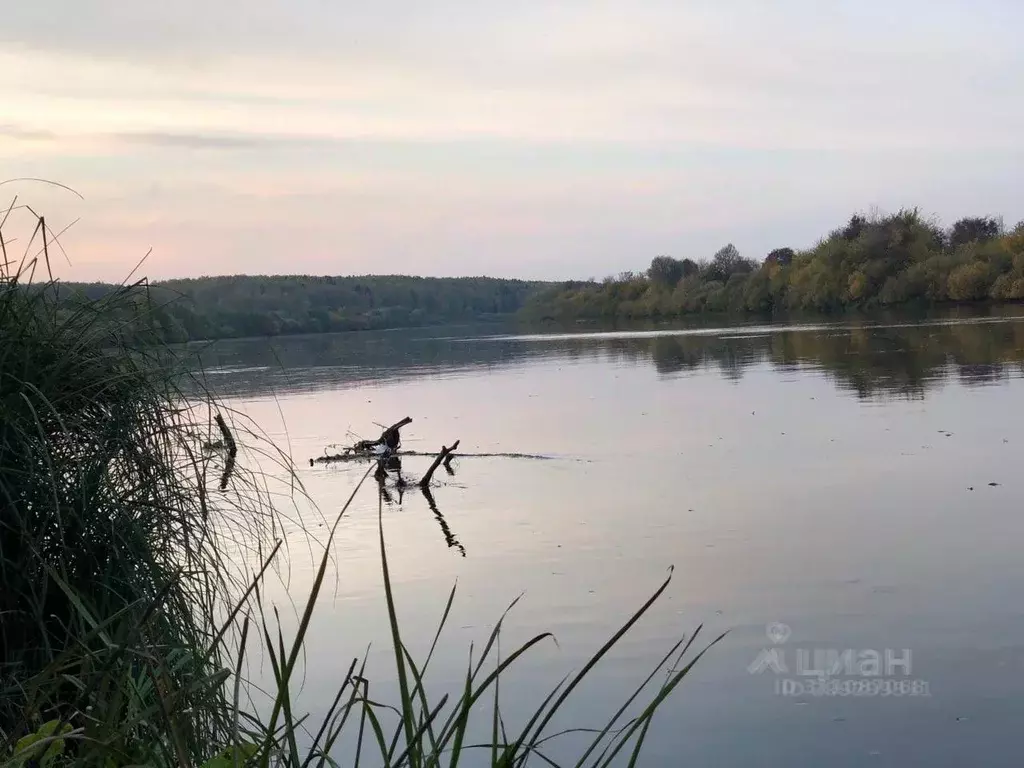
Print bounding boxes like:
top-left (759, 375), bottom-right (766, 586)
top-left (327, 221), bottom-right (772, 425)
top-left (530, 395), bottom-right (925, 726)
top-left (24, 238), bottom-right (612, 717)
top-left (350, 416), bottom-right (413, 455)
top-left (380, 417), bottom-right (412, 447)
top-left (215, 413), bottom-right (238, 490)
top-left (443, 451), bottom-right (457, 473)
top-left (419, 440), bottom-right (460, 488)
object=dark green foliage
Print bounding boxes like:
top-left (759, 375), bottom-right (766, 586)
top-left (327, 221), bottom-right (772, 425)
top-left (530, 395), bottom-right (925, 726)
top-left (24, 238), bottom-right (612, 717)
top-left (523, 210), bottom-right (1024, 322)
top-left (647, 256), bottom-right (697, 287)
top-left (950, 216), bottom-right (1001, 250)
top-left (57, 275), bottom-right (547, 342)
top-left (647, 256), bottom-right (682, 287)
top-left (702, 244), bottom-right (756, 283)
top-left (837, 214), bottom-right (868, 241)
top-left (766, 248), bottom-right (794, 266)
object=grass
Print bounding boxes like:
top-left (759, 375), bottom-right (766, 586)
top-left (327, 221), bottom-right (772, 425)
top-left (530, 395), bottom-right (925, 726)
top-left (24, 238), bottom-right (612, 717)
top-left (0, 200), bottom-right (285, 764)
top-left (0, 201), bottom-right (721, 767)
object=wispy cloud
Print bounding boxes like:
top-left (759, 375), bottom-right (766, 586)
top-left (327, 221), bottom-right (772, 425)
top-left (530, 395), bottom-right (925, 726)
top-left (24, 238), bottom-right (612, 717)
top-left (0, 123), bottom-right (56, 141)
top-left (113, 131), bottom-right (273, 150)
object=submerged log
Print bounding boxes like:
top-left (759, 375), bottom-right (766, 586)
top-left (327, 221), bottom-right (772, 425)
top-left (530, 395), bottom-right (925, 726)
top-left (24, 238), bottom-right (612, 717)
top-left (419, 440), bottom-right (460, 488)
top-left (312, 448), bottom-right (550, 465)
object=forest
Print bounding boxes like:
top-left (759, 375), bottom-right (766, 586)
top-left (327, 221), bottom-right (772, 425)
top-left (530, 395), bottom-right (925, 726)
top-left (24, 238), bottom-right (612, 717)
top-left (49, 210), bottom-right (1024, 341)
top-left (55, 274), bottom-right (546, 341)
top-left (522, 211), bottom-right (1024, 322)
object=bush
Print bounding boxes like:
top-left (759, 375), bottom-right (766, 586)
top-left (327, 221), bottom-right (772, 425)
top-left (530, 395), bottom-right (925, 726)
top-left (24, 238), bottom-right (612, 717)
top-left (990, 274), bottom-right (1024, 300)
top-left (947, 261), bottom-right (994, 301)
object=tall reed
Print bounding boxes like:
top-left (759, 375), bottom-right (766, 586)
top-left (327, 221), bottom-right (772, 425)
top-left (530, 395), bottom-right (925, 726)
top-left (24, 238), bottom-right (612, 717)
top-left (0, 203), bottom-right (281, 764)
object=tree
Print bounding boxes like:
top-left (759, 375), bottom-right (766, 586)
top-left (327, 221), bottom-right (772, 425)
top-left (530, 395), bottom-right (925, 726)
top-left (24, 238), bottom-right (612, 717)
top-left (845, 214), bottom-right (868, 240)
top-left (647, 256), bottom-right (685, 287)
top-left (765, 247), bottom-right (795, 267)
top-left (950, 217), bottom-right (1001, 250)
top-left (705, 244), bottom-right (754, 283)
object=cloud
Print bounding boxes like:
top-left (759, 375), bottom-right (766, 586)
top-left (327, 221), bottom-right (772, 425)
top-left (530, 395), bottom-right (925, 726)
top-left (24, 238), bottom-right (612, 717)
top-left (3, 1), bottom-right (1024, 151)
top-left (2, 1), bottom-right (1023, 281)
top-left (113, 131), bottom-right (272, 150)
top-left (0, 124), bottom-right (56, 141)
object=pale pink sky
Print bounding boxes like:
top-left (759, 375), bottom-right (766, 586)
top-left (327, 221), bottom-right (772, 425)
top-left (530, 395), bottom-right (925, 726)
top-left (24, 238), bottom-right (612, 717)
top-left (2, 1), bottom-right (1023, 282)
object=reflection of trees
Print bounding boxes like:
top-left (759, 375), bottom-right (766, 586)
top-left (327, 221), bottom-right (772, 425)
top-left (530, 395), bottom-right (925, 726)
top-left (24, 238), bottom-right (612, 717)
top-left (188, 326), bottom-right (536, 398)
top-left (195, 313), bottom-right (1024, 401)
top-left (638, 319), bottom-right (1024, 398)
top-left (650, 336), bottom-right (705, 374)
top-left (646, 334), bottom-right (760, 381)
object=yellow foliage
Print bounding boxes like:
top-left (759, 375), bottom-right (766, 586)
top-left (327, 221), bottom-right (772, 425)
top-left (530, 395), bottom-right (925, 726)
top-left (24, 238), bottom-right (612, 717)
top-left (947, 262), bottom-right (991, 301)
top-left (847, 271), bottom-right (869, 301)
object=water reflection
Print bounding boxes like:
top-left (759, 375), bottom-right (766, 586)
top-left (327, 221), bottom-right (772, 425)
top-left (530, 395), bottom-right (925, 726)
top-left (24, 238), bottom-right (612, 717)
top-left (638, 318), bottom-right (1024, 398)
top-left (374, 450), bottom-right (466, 557)
top-left (420, 484), bottom-right (466, 557)
top-left (190, 312), bottom-right (1024, 400)
top-left (202, 309), bottom-right (1024, 768)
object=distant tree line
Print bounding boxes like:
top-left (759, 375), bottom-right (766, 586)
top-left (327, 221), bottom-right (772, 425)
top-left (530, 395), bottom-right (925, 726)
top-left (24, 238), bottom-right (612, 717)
top-left (523, 211), bottom-right (1024, 321)
top-left (48, 211), bottom-right (1024, 340)
top-left (54, 275), bottom-right (547, 341)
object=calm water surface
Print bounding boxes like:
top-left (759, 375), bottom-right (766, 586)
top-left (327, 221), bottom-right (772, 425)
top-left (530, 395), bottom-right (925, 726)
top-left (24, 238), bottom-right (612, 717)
top-left (200, 312), bottom-right (1024, 767)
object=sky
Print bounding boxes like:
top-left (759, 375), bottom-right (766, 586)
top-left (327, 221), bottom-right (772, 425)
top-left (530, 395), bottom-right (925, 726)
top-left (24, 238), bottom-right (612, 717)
top-left (2, 0), bottom-right (1023, 282)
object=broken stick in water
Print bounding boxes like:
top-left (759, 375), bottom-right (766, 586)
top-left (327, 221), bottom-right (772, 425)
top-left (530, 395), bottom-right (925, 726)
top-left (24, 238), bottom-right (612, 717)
top-left (443, 449), bottom-right (457, 473)
top-left (420, 440), bottom-right (461, 488)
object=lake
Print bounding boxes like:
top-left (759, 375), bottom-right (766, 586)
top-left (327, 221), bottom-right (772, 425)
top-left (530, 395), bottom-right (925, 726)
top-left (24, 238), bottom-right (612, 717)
top-left (198, 310), bottom-right (1024, 767)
